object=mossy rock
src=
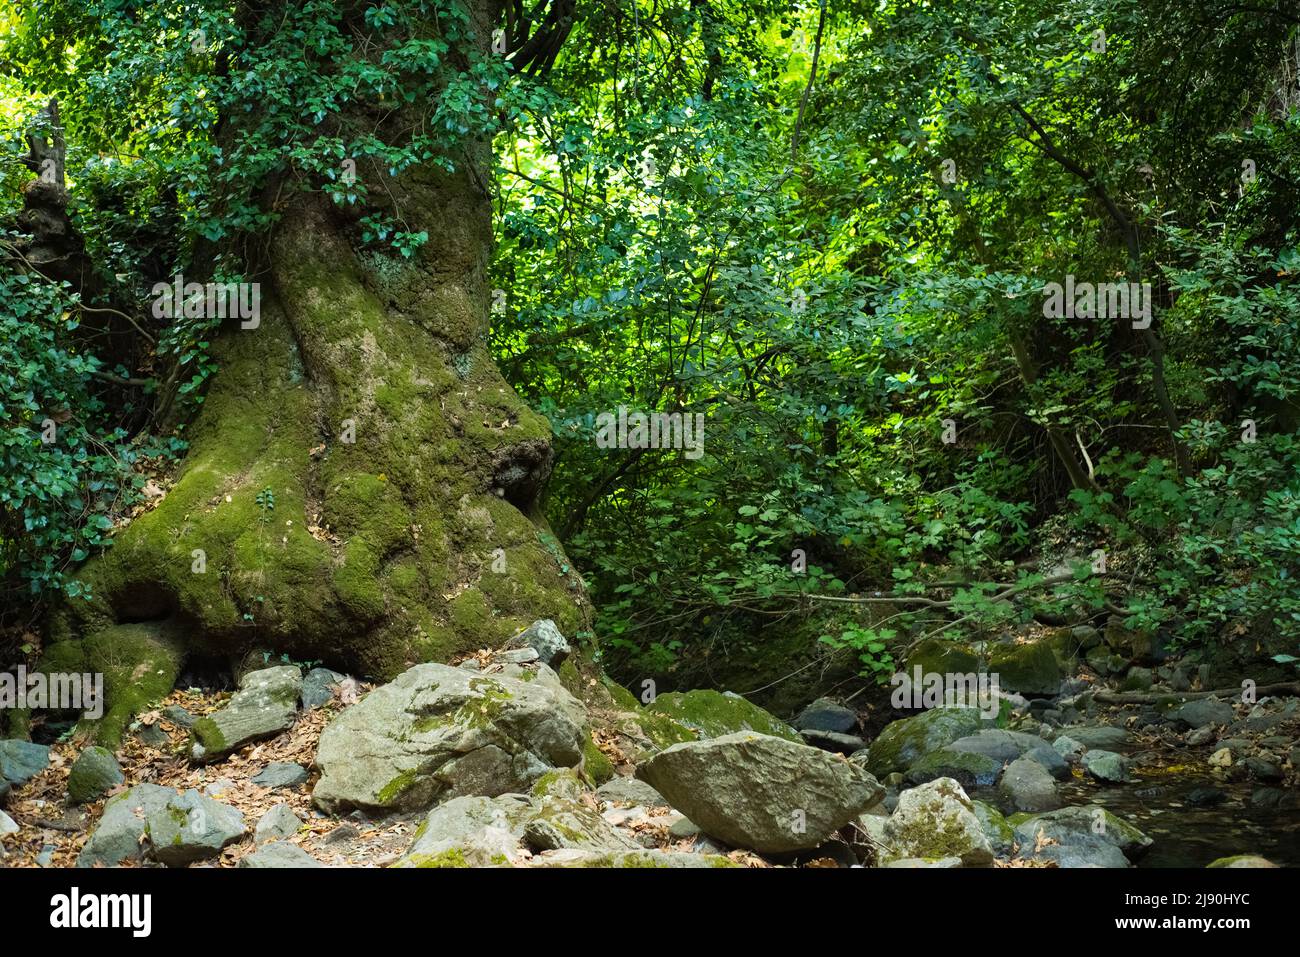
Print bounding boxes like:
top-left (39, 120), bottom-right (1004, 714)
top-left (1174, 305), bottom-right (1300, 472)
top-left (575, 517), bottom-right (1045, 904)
top-left (906, 639), bottom-right (981, 678)
top-left (646, 690), bottom-right (799, 742)
top-left (903, 747), bottom-right (1002, 789)
top-left (864, 707), bottom-right (987, 778)
top-left (67, 746), bottom-right (125, 804)
top-left (987, 642), bottom-right (1061, 696)
top-left (580, 736), bottom-right (615, 786)
top-left (1207, 855), bottom-right (1278, 868)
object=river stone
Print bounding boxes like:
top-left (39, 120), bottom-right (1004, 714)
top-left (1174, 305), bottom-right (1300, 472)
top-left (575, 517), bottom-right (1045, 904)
top-left (1081, 749), bottom-right (1132, 783)
top-left (793, 698), bottom-right (858, 734)
top-left (1056, 725), bottom-right (1129, 750)
top-left (903, 747), bottom-right (1001, 789)
top-left (1172, 699), bottom-right (1234, 729)
top-left (1030, 833), bottom-right (1131, 868)
top-left (997, 756), bottom-right (1060, 812)
top-left (67, 746), bottom-right (124, 804)
top-left (882, 778), bottom-right (994, 866)
top-left (0, 739), bottom-right (49, 790)
top-left (1207, 854), bottom-right (1278, 868)
top-left (77, 783), bottom-right (176, 867)
top-left (646, 689), bottom-right (799, 742)
top-left (596, 776), bottom-right (667, 806)
top-left (885, 856), bottom-right (964, 867)
top-left (145, 788), bottom-right (247, 866)
top-left (509, 619), bottom-right (571, 667)
top-left (864, 707), bottom-right (987, 777)
top-left (313, 663), bottom-right (586, 814)
top-left (637, 731), bottom-right (882, 853)
top-left (1012, 805), bottom-right (1152, 859)
top-left (301, 668), bottom-right (346, 709)
top-left (947, 728), bottom-right (1044, 762)
top-left (799, 729), bottom-right (866, 754)
top-left (252, 761), bottom-right (309, 789)
top-left (255, 803), bottom-right (304, 844)
top-left (239, 843), bottom-right (324, 868)
top-left (191, 666), bottom-right (302, 762)
top-left (971, 800), bottom-right (1014, 856)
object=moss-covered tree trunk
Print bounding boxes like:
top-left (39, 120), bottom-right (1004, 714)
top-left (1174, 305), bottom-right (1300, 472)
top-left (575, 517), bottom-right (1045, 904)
top-left (46, 2), bottom-right (587, 736)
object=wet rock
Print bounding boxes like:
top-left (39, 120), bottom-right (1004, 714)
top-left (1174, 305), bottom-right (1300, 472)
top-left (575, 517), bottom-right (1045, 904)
top-left (1056, 725), bottom-right (1129, 750)
top-left (1052, 735), bottom-right (1084, 760)
top-left (1081, 749), bottom-right (1132, 783)
top-left (946, 728), bottom-right (1044, 763)
top-left (1245, 756), bottom-right (1283, 783)
top-left (1186, 787), bottom-right (1227, 807)
top-left (1023, 745), bottom-right (1070, 780)
top-left (1012, 805), bottom-right (1151, 861)
top-left (998, 757), bottom-right (1060, 812)
top-left (637, 732), bottom-right (882, 853)
top-left (903, 747), bottom-right (1001, 789)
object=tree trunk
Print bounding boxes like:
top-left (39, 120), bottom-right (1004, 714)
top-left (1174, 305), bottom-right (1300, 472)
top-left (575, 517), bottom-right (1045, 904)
top-left (51, 1), bottom-right (587, 693)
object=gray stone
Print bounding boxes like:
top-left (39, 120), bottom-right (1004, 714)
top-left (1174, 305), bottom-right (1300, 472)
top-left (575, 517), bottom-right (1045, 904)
top-left (312, 662), bottom-right (587, 814)
top-left (301, 668), bottom-right (347, 709)
top-left (500, 648), bottom-right (540, 664)
top-left (864, 707), bottom-right (987, 777)
top-left (798, 728), bottom-right (866, 754)
top-left (1023, 744), bottom-right (1071, 780)
top-left (252, 762), bottom-right (309, 789)
top-left (1082, 749), bottom-right (1132, 783)
top-left (191, 666), bottom-right (302, 762)
top-left (1245, 756), bottom-right (1283, 783)
top-left (394, 795), bottom-right (530, 866)
top-left (1052, 735), bottom-right (1084, 760)
top-left (67, 746), bottom-right (124, 805)
top-left (1207, 854), bottom-right (1278, 868)
top-left (793, 698), bottom-right (858, 734)
top-left (637, 732), bottom-right (883, 853)
top-left (161, 705), bottom-right (195, 728)
top-left (997, 757), bottom-right (1060, 812)
top-left (1172, 699), bottom-right (1234, 729)
top-left (946, 728), bottom-right (1045, 762)
top-left (255, 803), bottom-right (304, 844)
top-left (1056, 725), bottom-right (1129, 750)
top-left (902, 747), bottom-right (1001, 789)
top-left (881, 778), bottom-right (994, 867)
top-left (240, 843), bottom-right (324, 868)
top-left (645, 689), bottom-right (800, 741)
top-left (668, 817), bottom-right (700, 839)
top-left (596, 776), bottom-right (666, 806)
top-left (145, 789), bottom-right (246, 866)
top-left (510, 619), bottom-right (571, 667)
top-left (530, 848), bottom-right (737, 868)
top-left (1029, 833), bottom-right (1130, 868)
top-left (883, 856), bottom-right (964, 868)
top-left (1186, 726), bottom-right (1216, 746)
top-left (0, 809), bottom-right (17, 836)
top-left (77, 784), bottom-right (176, 867)
top-left (524, 794), bottom-right (640, 854)
top-left (0, 739), bottom-right (49, 790)
top-left (970, 800), bottom-right (1014, 856)
top-left (1012, 805), bottom-right (1151, 861)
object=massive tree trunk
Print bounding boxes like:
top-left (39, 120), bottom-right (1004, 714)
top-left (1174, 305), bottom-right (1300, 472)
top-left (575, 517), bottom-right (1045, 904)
top-left (46, 1), bottom-right (588, 731)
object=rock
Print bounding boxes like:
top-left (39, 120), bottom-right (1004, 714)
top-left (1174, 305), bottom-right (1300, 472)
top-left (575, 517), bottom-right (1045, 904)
top-left (646, 689), bottom-right (799, 742)
top-left (145, 789), bottom-right (246, 866)
top-left (998, 757), bottom-right (1060, 812)
top-left (864, 707), bottom-right (987, 777)
top-left (1121, 667), bottom-right (1154, 691)
top-left (324, 822), bottom-right (360, 844)
top-left (1209, 747), bottom-right (1233, 768)
top-left (1245, 756), bottom-right (1283, 782)
top-left (1081, 749), bottom-right (1132, 783)
top-left (161, 705), bottom-right (195, 729)
top-left (637, 732), bottom-right (882, 853)
top-left (1186, 726), bottom-right (1216, 746)
top-left (1023, 745), bottom-right (1070, 780)
top-left (255, 803), bottom-right (304, 844)
top-left (500, 648), bottom-right (540, 664)
top-left (1250, 787), bottom-right (1282, 808)
top-left (1207, 854), bottom-right (1278, 868)
top-left (524, 793), bottom-right (640, 854)
top-left (798, 729), bottom-right (867, 754)
top-left (239, 843), bottom-right (323, 868)
top-left (793, 698), bottom-right (858, 734)
top-left (1056, 725), bottom-right (1129, 750)
top-left (1052, 735), bottom-right (1085, 760)
top-left (1031, 834), bottom-right (1131, 868)
top-left (66, 746), bottom-right (124, 805)
top-left (902, 748), bottom-right (1001, 789)
top-left (509, 619), bottom-right (571, 667)
top-left (881, 778), bottom-right (994, 867)
top-left (970, 800), bottom-right (1014, 856)
top-left (394, 795), bottom-right (530, 867)
top-left (987, 641), bottom-right (1061, 696)
top-left (596, 776), bottom-right (666, 806)
top-left (530, 848), bottom-right (738, 868)
top-left (1172, 699), bottom-right (1234, 729)
top-left (0, 739), bottom-right (49, 790)
top-left (1012, 805), bottom-right (1152, 862)
top-left (1186, 787), bottom-right (1227, 807)
top-left (252, 762), bottom-right (309, 789)
top-left (0, 809), bottom-right (17, 836)
top-left (300, 668), bottom-right (346, 709)
top-left (77, 784), bottom-right (176, 867)
top-left (191, 666), bottom-right (302, 762)
top-left (202, 778), bottom-right (237, 799)
top-left (135, 724), bottom-right (170, 748)
top-left (884, 856), bottom-right (964, 868)
top-left (946, 728), bottom-right (1045, 762)
top-left (668, 817), bottom-right (700, 839)
top-left (312, 662), bottom-right (586, 814)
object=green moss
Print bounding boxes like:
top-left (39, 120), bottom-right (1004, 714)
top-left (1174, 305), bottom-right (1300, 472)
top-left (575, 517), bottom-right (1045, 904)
top-left (191, 716), bottom-right (227, 755)
top-left (376, 768), bottom-right (423, 806)
top-left (646, 689), bottom-right (799, 742)
top-left (406, 848), bottom-right (470, 868)
top-left (581, 736), bottom-right (615, 786)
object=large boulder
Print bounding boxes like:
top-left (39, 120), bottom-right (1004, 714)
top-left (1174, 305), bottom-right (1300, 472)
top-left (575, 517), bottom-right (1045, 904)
top-left (863, 707), bottom-right (986, 777)
top-left (987, 642), bottom-right (1061, 696)
top-left (902, 748), bottom-right (1001, 789)
top-left (1011, 805), bottom-right (1152, 864)
top-left (191, 666), bottom-right (302, 762)
top-left (313, 662), bottom-right (587, 814)
top-left (793, 698), bottom-right (858, 734)
top-left (394, 795), bottom-right (531, 867)
top-left (77, 784), bottom-right (176, 867)
top-left (1055, 725), bottom-right (1129, 750)
top-left (997, 757), bottom-right (1060, 812)
top-left (636, 731), bottom-right (882, 853)
top-left (145, 789), bottom-right (247, 866)
top-left (880, 778), bottom-right (994, 866)
top-left (946, 729), bottom-right (1046, 763)
top-left (646, 690), bottom-right (799, 742)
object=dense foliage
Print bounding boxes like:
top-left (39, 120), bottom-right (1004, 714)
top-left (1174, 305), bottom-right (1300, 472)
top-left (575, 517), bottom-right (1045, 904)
top-left (2, 1), bottom-right (1299, 686)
